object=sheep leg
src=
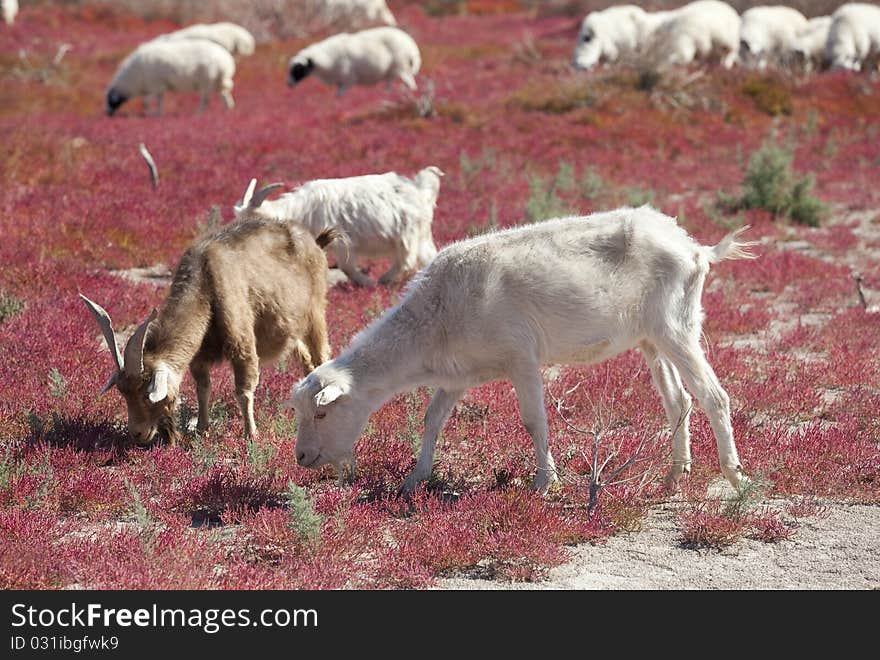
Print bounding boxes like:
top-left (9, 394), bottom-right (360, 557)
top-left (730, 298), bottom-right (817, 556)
top-left (190, 361), bottom-right (212, 433)
top-left (400, 388), bottom-right (463, 495)
top-left (641, 341), bottom-right (692, 492)
top-left (304, 311), bottom-right (331, 369)
top-left (335, 247), bottom-right (375, 288)
top-left (221, 89), bottom-right (234, 109)
top-left (656, 338), bottom-right (745, 490)
top-left (510, 366), bottom-right (558, 495)
top-left (231, 349), bottom-right (260, 440)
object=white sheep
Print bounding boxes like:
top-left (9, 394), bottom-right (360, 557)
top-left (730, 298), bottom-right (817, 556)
top-left (650, 0), bottom-right (741, 69)
top-left (2, 0), bottom-right (17, 26)
top-left (794, 16), bottom-right (832, 72)
top-left (739, 6), bottom-right (809, 69)
top-left (287, 26), bottom-right (421, 96)
top-left (320, 0), bottom-right (397, 28)
top-left (106, 39), bottom-right (235, 116)
top-left (572, 5), bottom-right (648, 70)
top-left (826, 3), bottom-right (880, 72)
top-left (234, 166), bottom-right (443, 287)
top-left (159, 22), bottom-right (256, 57)
top-left (286, 207), bottom-right (755, 496)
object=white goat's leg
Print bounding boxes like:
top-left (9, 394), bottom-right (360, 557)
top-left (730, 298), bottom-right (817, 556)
top-left (335, 246), bottom-right (375, 288)
top-left (400, 388), bottom-right (463, 495)
top-left (658, 338), bottom-right (745, 489)
top-left (641, 341), bottom-right (693, 492)
top-left (510, 366), bottom-right (558, 494)
top-left (722, 47), bottom-right (739, 69)
top-left (221, 89), bottom-right (234, 109)
top-left (190, 362), bottom-right (212, 433)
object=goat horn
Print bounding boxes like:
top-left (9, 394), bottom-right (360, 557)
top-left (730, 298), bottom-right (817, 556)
top-left (241, 178), bottom-right (257, 208)
top-left (80, 294), bottom-right (123, 372)
top-left (138, 143), bottom-right (159, 190)
top-left (123, 308), bottom-right (158, 378)
top-left (250, 182), bottom-right (284, 209)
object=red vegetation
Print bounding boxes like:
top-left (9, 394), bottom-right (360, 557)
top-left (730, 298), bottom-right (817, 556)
top-left (1, 2), bottom-right (878, 588)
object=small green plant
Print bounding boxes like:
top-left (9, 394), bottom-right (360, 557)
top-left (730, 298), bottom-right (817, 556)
top-left (459, 147), bottom-right (496, 186)
top-left (579, 167), bottom-right (604, 200)
top-left (719, 141), bottom-right (826, 227)
top-left (127, 480), bottom-right (158, 554)
top-left (189, 432), bottom-right (218, 474)
top-left (47, 367), bottom-right (67, 398)
top-left (246, 437), bottom-right (276, 475)
top-left (623, 186), bottom-right (654, 207)
top-left (0, 291), bottom-right (25, 324)
top-left (525, 162), bottom-right (576, 223)
top-left (283, 480), bottom-right (322, 545)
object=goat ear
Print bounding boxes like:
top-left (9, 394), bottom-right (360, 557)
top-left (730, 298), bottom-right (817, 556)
top-left (147, 366), bottom-right (169, 403)
top-left (314, 384), bottom-right (346, 408)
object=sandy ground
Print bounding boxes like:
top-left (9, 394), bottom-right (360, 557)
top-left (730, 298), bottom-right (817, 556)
top-left (440, 501), bottom-right (879, 590)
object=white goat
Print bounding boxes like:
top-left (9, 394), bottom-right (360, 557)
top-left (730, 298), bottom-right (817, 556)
top-left (319, 0), bottom-right (397, 28)
top-left (739, 6), bottom-right (809, 69)
top-left (234, 166), bottom-right (442, 287)
top-left (572, 5), bottom-right (648, 70)
top-left (159, 22), bottom-right (256, 57)
top-left (826, 3), bottom-right (880, 72)
top-left (106, 39), bottom-right (235, 116)
top-left (650, 0), bottom-right (741, 69)
top-left (287, 207), bottom-right (755, 496)
top-left (287, 26), bottom-right (421, 95)
top-left (2, 0), bottom-right (17, 25)
top-left (794, 16), bottom-right (832, 72)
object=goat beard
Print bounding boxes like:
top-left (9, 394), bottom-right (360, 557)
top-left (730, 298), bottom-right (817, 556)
top-left (156, 414), bottom-right (182, 446)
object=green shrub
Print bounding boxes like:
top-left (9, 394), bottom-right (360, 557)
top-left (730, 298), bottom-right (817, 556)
top-left (283, 480), bottom-right (322, 544)
top-left (720, 142), bottom-right (826, 227)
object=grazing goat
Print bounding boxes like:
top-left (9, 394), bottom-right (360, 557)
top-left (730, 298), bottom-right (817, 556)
top-left (81, 219), bottom-right (337, 444)
top-left (650, 0), bottom-right (741, 69)
top-left (287, 207), bottom-right (755, 495)
top-left (739, 6), bottom-right (808, 70)
top-left (572, 5), bottom-right (648, 70)
top-left (794, 16), bottom-right (832, 72)
top-left (826, 3), bottom-right (880, 72)
top-left (234, 166), bottom-right (442, 287)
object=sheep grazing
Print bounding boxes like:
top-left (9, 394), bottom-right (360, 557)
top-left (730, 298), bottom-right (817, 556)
top-left (650, 0), bottom-right (741, 69)
top-left (826, 3), bottom-right (880, 72)
top-left (81, 219), bottom-right (338, 444)
top-left (286, 207), bottom-right (755, 495)
top-left (106, 39), bottom-right (236, 116)
top-left (159, 22), bottom-right (256, 57)
top-left (320, 0), bottom-right (397, 29)
top-left (287, 26), bottom-right (421, 96)
top-left (572, 5), bottom-right (648, 70)
top-left (794, 16), bottom-right (832, 72)
top-left (2, 0), bottom-right (17, 26)
top-left (739, 6), bottom-right (809, 70)
top-left (234, 166), bottom-right (442, 287)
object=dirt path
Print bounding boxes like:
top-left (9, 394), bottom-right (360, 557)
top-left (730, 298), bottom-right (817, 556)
top-left (440, 502), bottom-right (879, 590)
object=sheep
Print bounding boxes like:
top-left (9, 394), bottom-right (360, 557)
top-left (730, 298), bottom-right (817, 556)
top-left (794, 16), bottom-right (832, 72)
top-left (233, 166), bottom-right (442, 287)
top-left (739, 6), bottom-right (809, 70)
top-left (285, 207), bottom-right (755, 496)
top-left (80, 219), bottom-right (338, 445)
top-left (106, 39), bottom-right (235, 116)
top-left (287, 26), bottom-right (421, 96)
top-left (2, 0), bottom-right (17, 26)
top-left (319, 0), bottom-right (397, 28)
top-left (571, 5), bottom-right (648, 70)
top-left (826, 3), bottom-right (880, 72)
top-left (649, 0), bottom-right (741, 69)
top-left (159, 22), bottom-right (256, 57)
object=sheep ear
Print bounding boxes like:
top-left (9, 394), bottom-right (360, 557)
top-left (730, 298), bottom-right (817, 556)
top-left (147, 366), bottom-right (169, 403)
top-left (314, 384), bottom-right (346, 408)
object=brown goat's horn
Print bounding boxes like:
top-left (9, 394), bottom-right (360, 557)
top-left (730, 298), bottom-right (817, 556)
top-left (123, 308), bottom-right (158, 378)
top-left (80, 294), bottom-right (123, 372)
top-left (250, 182), bottom-right (284, 209)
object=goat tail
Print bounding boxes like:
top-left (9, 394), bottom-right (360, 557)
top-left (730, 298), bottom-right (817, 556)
top-left (315, 227), bottom-right (344, 250)
top-left (707, 225), bottom-right (758, 263)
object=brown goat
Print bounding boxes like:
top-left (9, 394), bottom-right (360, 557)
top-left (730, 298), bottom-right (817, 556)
top-left (81, 218), bottom-right (337, 445)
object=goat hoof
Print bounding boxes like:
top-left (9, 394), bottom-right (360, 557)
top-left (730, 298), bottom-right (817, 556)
top-left (664, 464), bottom-right (691, 494)
top-left (531, 471), bottom-right (559, 496)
